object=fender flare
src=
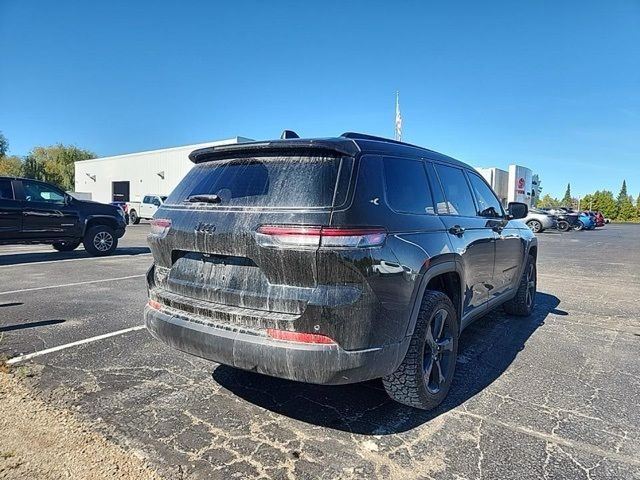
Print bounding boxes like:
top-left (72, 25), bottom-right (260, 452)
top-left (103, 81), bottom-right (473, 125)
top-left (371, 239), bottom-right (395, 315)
top-left (82, 215), bottom-right (119, 236)
top-left (404, 260), bottom-right (462, 338)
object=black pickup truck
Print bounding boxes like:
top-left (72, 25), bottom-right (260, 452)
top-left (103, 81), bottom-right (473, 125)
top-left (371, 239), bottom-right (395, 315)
top-left (0, 176), bottom-right (126, 256)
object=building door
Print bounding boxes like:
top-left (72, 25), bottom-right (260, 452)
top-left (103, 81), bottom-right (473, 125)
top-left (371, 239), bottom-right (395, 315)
top-left (112, 181), bottom-right (130, 202)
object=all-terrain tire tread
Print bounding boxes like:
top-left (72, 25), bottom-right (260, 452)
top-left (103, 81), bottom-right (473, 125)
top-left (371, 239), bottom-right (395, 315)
top-left (382, 291), bottom-right (458, 410)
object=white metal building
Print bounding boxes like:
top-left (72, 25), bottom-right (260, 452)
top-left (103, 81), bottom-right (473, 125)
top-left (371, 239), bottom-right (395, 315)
top-left (475, 164), bottom-right (537, 207)
top-left (74, 136), bottom-right (253, 203)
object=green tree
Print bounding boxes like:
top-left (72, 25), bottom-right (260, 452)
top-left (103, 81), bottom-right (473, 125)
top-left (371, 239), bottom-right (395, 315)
top-left (592, 190), bottom-right (618, 219)
top-left (636, 194), bottom-right (640, 217)
top-left (537, 194), bottom-right (559, 209)
top-left (25, 144), bottom-right (95, 191)
top-left (615, 180), bottom-right (636, 221)
top-left (561, 183), bottom-right (572, 206)
top-left (617, 180), bottom-right (628, 203)
top-left (0, 131), bottom-right (8, 157)
top-left (0, 155), bottom-right (23, 176)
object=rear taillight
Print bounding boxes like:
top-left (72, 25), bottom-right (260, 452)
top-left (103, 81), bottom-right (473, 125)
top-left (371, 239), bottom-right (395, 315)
top-left (267, 328), bottom-right (336, 345)
top-left (149, 218), bottom-right (172, 238)
top-left (255, 225), bottom-right (386, 249)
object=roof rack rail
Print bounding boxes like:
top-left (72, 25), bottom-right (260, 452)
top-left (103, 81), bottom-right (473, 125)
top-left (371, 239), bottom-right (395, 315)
top-left (340, 132), bottom-right (412, 147)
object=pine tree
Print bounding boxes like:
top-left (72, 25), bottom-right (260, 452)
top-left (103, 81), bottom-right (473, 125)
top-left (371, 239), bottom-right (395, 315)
top-left (616, 181), bottom-right (636, 220)
top-left (617, 180), bottom-right (628, 203)
top-left (561, 183), bottom-right (572, 206)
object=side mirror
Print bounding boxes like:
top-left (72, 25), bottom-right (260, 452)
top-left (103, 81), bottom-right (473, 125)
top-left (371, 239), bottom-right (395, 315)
top-left (64, 194), bottom-right (73, 205)
top-left (508, 202), bottom-right (528, 219)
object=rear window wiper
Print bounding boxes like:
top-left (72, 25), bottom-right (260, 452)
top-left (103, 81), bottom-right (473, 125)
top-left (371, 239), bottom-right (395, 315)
top-left (187, 194), bottom-right (222, 204)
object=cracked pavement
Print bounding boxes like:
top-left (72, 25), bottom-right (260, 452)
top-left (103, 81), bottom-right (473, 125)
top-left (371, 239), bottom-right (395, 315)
top-left (1, 224), bottom-right (639, 479)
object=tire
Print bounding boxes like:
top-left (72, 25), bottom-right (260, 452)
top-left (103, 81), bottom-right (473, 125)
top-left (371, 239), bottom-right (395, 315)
top-left (129, 209), bottom-right (140, 225)
top-left (575, 221), bottom-right (584, 231)
top-left (83, 225), bottom-right (118, 256)
top-left (52, 240), bottom-right (81, 252)
top-left (383, 291), bottom-right (459, 410)
top-left (503, 254), bottom-right (536, 316)
top-left (526, 220), bottom-right (543, 233)
top-left (557, 220), bottom-right (570, 232)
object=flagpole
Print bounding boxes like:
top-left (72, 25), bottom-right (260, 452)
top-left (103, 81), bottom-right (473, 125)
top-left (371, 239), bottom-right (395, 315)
top-left (395, 91), bottom-right (402, 141)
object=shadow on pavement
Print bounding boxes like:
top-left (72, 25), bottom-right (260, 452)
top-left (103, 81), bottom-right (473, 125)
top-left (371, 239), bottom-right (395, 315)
top-left (0, 302), bottom-right (23, 308)
top-left (0, 247), bottom-right (150, 266)
top-left (0, 319), bottom-right (65, 333)
top-left (213, 292), bottom-right (560, 434)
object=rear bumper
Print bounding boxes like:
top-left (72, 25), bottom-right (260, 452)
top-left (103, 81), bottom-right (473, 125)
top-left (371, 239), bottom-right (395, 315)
top-left (144, 305), bottom-right (408, 385)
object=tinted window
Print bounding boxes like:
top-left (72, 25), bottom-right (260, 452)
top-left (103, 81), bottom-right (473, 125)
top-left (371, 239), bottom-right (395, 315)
top-left (433, 164), bottom-right (477, 217)
top-left (167, 155), bottom-right (352, 208)
top-left (383, 157), bottom-right (434, 214)
top-left (143, 196), bottom-right (151, 203)
top-left (467, 172), bottom-right (503, 217)
top-left (0, 180), bottom-right (13, 200)
top-left (425, 163), bottom-right (448, 214)
top-left (23, 181), bottom-right (65, 204)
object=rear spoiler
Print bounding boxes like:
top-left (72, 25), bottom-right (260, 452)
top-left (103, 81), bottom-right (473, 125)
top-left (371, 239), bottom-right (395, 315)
top-left (189, 139), bottom-right (360, 164)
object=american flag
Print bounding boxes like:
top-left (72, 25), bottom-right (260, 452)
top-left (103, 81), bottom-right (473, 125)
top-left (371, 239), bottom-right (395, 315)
top-left (395, 91), bottom-right (402, 141)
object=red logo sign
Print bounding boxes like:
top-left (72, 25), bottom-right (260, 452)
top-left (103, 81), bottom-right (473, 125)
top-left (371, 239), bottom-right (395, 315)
top-left (517, 177), bottom-right (525, 189)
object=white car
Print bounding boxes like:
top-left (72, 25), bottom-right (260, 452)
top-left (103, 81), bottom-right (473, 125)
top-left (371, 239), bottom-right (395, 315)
top-left (523, 208), bottom-right (557, 233)
top-left (127, 194), bottom-right (166, 224)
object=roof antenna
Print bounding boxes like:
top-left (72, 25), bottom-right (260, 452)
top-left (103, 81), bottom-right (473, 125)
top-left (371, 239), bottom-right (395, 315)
top-left (280, 130), bottom-right (300, 139)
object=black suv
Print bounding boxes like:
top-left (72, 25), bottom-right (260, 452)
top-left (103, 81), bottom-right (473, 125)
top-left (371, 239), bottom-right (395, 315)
top-left (145, 133), bottom-right (536, 410)
top-left (0, 177), bottom-right (126, 256)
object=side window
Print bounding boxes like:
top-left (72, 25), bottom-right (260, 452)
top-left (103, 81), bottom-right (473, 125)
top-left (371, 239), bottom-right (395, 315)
top-left (22, 181), bottom-right (65, 204)
top-left (143, 196), bottom-right (151, 204)
top-left (0, 180), bottom-right (14, 200)
top-left (383, 157), bottom-right (435, 214)
top-left (425, 163), bottom-right (449, 214)
top-left (433, 164), bottom-right (477, 217)
top-left (467, 172), bottom-right (504, 217)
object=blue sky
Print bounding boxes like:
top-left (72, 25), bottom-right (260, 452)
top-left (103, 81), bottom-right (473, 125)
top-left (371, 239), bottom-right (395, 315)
top-left (1, 1), bottom-right (639, 198)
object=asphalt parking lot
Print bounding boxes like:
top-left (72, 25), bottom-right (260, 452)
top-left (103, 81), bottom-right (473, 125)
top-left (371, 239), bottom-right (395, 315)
top-left (1, 224), bottom-right (639, 479)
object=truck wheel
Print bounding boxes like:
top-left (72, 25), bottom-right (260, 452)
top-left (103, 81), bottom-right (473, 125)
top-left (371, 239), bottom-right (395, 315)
top-left (52, 240), bottom-right (81, 252)
top-left (83, 225), bottom-right (118, 256)
top-left (383, 291), bottom-right (458, 410)
top-left (503, 254), bottom-right (536, 316)
top-left (129, 210), bottom-right (140, 225)
top-left (526, 220), bottom-right (543, 233)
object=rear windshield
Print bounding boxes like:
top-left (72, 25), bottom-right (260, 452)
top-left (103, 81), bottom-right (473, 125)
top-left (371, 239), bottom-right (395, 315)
top-left (166, 155), bottom-right (353, 208)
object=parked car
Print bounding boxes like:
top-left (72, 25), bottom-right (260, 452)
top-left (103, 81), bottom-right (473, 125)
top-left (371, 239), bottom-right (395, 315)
top-left (593, 211), bottom-right (605, 227)
top-left (0, 176), bottom-right (126, 256)
top-left (143, 132), bottom-right (537, 411)
top-left (127, 195), bottom-right (166, 224)
top-left (522, 208), bottom-right (556, 233)
top-left (110, 201), bottom-right (129, 224)
top-left (576, 212), bottom-right (596, 230)
top-left (546, 208), bottom-right (580, 232)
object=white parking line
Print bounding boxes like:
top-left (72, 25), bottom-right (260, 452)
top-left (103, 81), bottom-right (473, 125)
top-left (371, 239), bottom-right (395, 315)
top-left (0, 274), bottom-right (145, 296)
top-left (0, 252), bottom-right (152, 268)
top-left (6, 325), bottom-right (147, 365)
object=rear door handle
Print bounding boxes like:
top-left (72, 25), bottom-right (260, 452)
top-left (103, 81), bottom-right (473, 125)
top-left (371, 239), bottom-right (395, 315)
top-left (449, 225), bottom-right (465, 236)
